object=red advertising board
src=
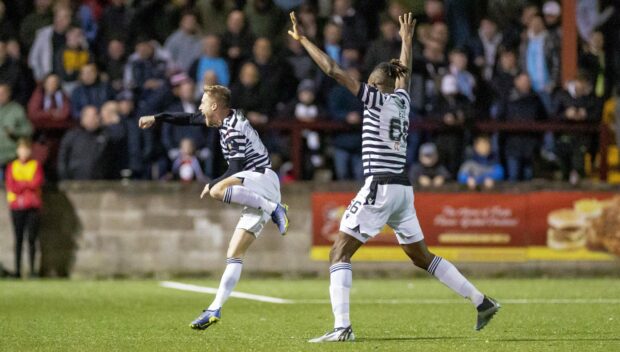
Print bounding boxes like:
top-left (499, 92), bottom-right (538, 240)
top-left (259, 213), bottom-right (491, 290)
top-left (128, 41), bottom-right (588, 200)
top-left (311, 191), bottom-right (620, 262)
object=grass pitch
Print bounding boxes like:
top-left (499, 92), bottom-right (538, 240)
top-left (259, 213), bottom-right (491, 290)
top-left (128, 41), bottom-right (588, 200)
top-left (1, 278), bottom-right (619, 351)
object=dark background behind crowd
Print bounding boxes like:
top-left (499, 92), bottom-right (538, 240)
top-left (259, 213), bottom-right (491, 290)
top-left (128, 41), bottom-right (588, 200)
top-left (1, 0), bottom-right (619, 187)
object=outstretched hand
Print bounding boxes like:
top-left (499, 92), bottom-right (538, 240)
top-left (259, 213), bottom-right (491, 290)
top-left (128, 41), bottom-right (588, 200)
top-left (399, 12), bottom-right (416, 43)
top-left (138, 115), bottom-right (156, 129)
top-left (288, 12), bottom-right (303, 41)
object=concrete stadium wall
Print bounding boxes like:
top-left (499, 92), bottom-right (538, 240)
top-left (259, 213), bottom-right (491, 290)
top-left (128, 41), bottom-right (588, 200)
top-left (1, 182), bottom-right (619, 278)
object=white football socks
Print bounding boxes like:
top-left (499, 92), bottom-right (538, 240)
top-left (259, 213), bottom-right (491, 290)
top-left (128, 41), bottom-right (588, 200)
top-left (329, 262), bottom-right (352, 328)
top-left (208, 258), bottom-right (243, 310)
top-left (224, 186), bottom-right (277, 213)
top-left (428, 256), bottom-right (484, 307)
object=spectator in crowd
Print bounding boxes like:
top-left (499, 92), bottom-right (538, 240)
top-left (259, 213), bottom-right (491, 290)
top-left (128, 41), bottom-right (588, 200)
top-left (283, 79), bottom-right (325, 179)
top-left (100, 100), bottom-right (128, 179)
top-left (98, 0), bottom-right (131, 52)
top-left (579, 31), bottom-right (609, 99)
top-left (161, 75), bottom-right (212, 178)
top-left (296, 4), bottom-right (319, 41)
top-left (497, 73), bottom-right (547, 181)
top-left (490, 49), bottom-right (519, 112)
top-left (542, 1), bottom-right (562, 41)
top-left (0, 84), bottom-right (33, 177)
top-left (196, 0), bottom-right (235, 35)
top-left (124, 38), bottom-right (171, 109)
top-left (364, 18), bottom-right (401, 76)
top-left (251, 37), bottom-right (297, 109)
top-left (230, 62), bottom-right (270, 125)
top-left (502, 3), bottom-right (539, 50)
top-left (330, 0), bottom-right (368, 51)
top-left (99, 39), bottom-right (126, 92)
top-left (71, 63), bottom-right (113, 119)
top-left (283, 34), bottom-right (318, 82)
top-left (409, 142), bottom-right (450, 188)
top-left (412, 38), bottom-right (448, 113)
top-left (116, 90), bottom-right (143, 179)
top-left (0, 39), bottom-right (32, 106)
top-left (76, 0), bottom-right (98, 46)
top-left (448, 48), bottom-right (476, 102)
top-left (171, 138), bottom-right (208, 182)
top-left (430, 74), bottom-right (469, 177)
top-left (520, 15), bottom-right (560, 113)
top-left (56, 27), bottom-right (91, 92)
top-left (467, 18), bottom-right (503, 82)
top-left (189, 34), bottom-right (230, 98)
top-left (19, 0), bottom-right (53, 50)
top-left (554, 76), bottom-right (602, 184)
top-left (57, 105), bottom-right (109, 180)
top-left (222, 10), bottom-right (255, 79)
top-left (27, 73), bottom-right (72, 129)
top-left (28, 5), bottom-right (72, 82)
top-left (5, 138), bottom-right (43, 278)
top-left (322, 22), bottom-right (344, 66)
top-left (327, 66), bottom-right (363, 181)
top-left (164, 11), bottom-right (203, 73)
top-left (457, 135), bottom-right (504, 190)
top-left (244, 0), bottom-right (285, 40)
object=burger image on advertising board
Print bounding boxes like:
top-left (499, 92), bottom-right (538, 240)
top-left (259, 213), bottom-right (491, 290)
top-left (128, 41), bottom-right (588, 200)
top-left (547, 209), bottom-right (587, 250)
top-left (574, 199), bottom-right (607, 251)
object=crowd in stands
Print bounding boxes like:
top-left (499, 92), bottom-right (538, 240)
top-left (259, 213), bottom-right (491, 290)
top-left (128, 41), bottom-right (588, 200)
top-left (0, 0), bottom-right (619, 186)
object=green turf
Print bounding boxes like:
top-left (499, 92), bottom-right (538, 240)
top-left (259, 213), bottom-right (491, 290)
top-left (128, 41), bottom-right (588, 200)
top-left (1, 278), bottom-right (620, 351)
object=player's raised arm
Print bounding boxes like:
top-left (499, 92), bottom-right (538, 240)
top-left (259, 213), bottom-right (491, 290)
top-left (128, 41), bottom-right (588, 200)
top-left (138, 111), bottom-right (206, 129)
top-left (395, 13), bottom-right (416, 91)
top-left (288, 12), bottom-right (360, 96)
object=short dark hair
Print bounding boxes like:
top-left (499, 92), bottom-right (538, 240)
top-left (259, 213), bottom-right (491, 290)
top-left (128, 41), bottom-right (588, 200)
top-left (374, 59), bottom-right (409, 80)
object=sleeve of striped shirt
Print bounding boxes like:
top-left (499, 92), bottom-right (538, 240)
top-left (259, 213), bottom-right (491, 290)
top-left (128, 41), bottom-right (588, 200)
top-left (154, 111), bottom-right (206, 125)
top-left (223, 130), bottom-right (247, 159)
top-left (356, 82), bottom-right (381, 110)
top-left (393, 88), bottom-right (411, 105)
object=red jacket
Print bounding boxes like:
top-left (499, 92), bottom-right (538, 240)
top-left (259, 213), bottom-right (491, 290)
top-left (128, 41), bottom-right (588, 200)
top-left (5, 159), bottom-right (44, 210)
top-left (27, 87), bottom-right (73, 130)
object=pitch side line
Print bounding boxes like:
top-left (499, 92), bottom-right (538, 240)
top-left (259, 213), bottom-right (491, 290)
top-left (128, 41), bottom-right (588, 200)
top-left (159, 281), bottom-right (293, 304)
top-left (160, 282), bottom-right (620, 305)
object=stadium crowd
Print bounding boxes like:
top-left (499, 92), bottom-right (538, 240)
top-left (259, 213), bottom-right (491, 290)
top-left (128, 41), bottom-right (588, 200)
top-left (0, 0), bottom-right (619, 186)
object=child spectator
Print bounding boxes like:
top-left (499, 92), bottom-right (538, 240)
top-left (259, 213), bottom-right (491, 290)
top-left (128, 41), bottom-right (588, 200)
top-left (458, 135), bottom-right (504, 190)
top-left (409, 142), bottom-right (450, 188)
top-left (5, 138), bottom-right (43, 278)
top-left (171, 138), bottom-right (207, 182)
top-left (554, 76), bottom-right (602, 184)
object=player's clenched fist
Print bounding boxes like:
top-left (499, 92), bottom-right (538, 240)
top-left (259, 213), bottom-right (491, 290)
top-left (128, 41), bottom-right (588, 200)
top-left (138, 115), bottom-right (156, 129)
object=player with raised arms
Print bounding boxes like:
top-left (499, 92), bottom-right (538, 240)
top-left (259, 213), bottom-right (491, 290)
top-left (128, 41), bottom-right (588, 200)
top-left (288, 12), bottom-right (500, 342)
top-left (138, 84), bottom-right (289, 330)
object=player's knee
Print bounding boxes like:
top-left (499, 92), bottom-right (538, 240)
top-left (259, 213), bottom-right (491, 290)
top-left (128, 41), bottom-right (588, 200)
top-left (209, 185), bottom-right (226, 200)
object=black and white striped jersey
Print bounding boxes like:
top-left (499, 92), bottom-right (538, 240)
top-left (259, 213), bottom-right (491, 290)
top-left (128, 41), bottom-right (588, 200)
top-left (219, 109), bottom-right (271, 170)
top-left (154, 109), bottom-right (271, 171)
top-left (357, 83), bottom-right (411, 177)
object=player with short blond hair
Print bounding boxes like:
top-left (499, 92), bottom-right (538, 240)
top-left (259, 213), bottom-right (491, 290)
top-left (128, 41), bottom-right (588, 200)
top-left (139, 84), bottom-right (289, 330)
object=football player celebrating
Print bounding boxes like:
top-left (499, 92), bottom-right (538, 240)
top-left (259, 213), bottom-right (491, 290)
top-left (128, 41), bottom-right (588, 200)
top-left (139, 84), bottom-right (289, 330)
top-left (288, 12), bottom-right (499, 342)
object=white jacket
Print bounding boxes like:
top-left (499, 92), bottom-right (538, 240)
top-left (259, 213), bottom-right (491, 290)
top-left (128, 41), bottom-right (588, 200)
top-left (28, 26), bottom-right (54, 82)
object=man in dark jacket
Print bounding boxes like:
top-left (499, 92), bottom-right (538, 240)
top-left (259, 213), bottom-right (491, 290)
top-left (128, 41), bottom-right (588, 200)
top-left (554, 76), bottom-right (602, 184)
top-left (363, 18), bottom-right (401, 76)
top-left (57, 105), bottom-right (113, 180)
top-left (70, 63), bottom-right (114, 119)
top-left (497, 73), bottom-right (547, 181)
